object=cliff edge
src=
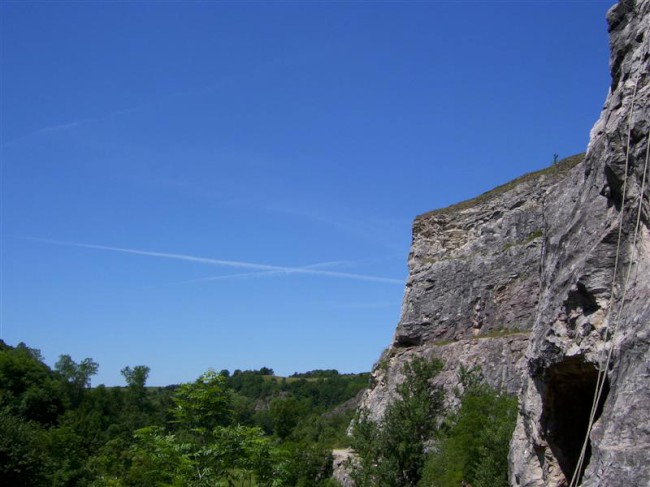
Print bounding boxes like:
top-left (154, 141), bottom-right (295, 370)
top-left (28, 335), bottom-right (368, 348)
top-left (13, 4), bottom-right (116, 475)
top-left (358, 155), bottom-right (584, 423)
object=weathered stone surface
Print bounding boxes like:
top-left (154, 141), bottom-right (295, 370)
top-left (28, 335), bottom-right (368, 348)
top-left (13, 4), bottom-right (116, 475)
top-left (511, 1), bottom-right (650, 486)
top-left (356, 2), bottom-right (650, 486)
top-left (358, 154), bottom-right (584, 423)
top-left (332, 448), bottom-right (355, 487)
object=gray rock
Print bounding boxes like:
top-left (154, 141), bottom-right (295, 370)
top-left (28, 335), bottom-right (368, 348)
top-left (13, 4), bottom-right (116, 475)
top-left (511, 1), bottom-right (650, 485)
top-left (358, 152), bottom-right (584, 423)
top-left (332, 448), bottom-right (355, 487)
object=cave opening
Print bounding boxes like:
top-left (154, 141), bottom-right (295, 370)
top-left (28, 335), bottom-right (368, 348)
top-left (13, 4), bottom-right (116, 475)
top-left (541, 357), bottom-right (609, 485)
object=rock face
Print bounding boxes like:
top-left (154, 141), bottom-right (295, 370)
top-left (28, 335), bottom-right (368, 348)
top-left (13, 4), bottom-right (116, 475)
top-left (358, 152), bottom-right (584, 422)
top-left (357, 2), bottom-right (650, 486)
top-left (332, 448), bottom-right (355, 487)
top-left (511, 2), bottom-right (650, 486)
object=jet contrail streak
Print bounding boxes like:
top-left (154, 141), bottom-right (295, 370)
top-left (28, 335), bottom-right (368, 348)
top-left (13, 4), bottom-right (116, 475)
top-left (28, 238), bottom-right (404, 285)
top-left (174, 261), bottom-right (352, 284)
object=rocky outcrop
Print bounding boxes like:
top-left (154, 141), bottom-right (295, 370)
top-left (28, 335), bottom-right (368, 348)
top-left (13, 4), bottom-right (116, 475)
top-left (357, 2), bottom-right (649, 486)
top-left (332, 448), bottom-right (355, 487)
top-left (358, 154), bottom-right (584, 422)
top-left (511, 2), bottom-right (650, 486)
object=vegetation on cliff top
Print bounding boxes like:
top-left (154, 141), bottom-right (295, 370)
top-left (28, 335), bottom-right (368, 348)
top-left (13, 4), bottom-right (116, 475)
top-left (418, 153), bottom-right (584, 219)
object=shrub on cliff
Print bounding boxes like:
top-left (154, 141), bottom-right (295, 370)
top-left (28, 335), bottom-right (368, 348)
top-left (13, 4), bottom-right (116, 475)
top-left (349, 356), bottom-right (444, 486)
top-left (419, 369), bottom-right (517, 487)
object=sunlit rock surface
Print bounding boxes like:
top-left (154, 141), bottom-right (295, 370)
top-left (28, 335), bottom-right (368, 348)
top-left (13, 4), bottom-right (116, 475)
top-left (511, 2), bottom-right (650, 485)
top-left (357, 153), bottom-right (584, 423)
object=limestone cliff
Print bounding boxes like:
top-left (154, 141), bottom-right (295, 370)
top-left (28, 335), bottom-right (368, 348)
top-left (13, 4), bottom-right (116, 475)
top-left (358, 155), bottom-right (583, 422)
top-left (511, 2), bottom-right (650, 485)
top-left (357, 1), bottom-right (650, 486)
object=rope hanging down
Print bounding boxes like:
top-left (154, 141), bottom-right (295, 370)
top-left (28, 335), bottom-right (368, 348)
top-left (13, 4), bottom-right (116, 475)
top-left (569, 45), bottom-right (650, 486)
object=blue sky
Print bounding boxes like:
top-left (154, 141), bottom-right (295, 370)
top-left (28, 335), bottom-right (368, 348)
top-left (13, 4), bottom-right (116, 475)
top-left (1, 1), bottom-right (613, 386)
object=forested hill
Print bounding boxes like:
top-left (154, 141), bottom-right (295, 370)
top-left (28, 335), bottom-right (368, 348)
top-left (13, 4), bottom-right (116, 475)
top-left (0, 339), bottom-right (367, 486)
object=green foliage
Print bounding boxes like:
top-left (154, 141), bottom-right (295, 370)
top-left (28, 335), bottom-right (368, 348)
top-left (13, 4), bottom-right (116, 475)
top-left (171, 369), bottom-right (233, 435)
top-left (0, 338), bottom-right (517, 487)
top-left (127, 426), bottom-right (197, 485)
top-left (258, 367), bottom-right (274, 376)
top-left (120, 366), bottom-right (153, 431)
top-left (55, 355), bottom-right (100, 389)
top-left (43, 422), bottom-right (95, 486)
top-left (0, 408), bottom-right (48, 486)
top-left (0, 341), bottom-right (66, 424)
top-left (282, 373), bottom-right (369, 410)
top-left (114, 419), bottom-right (284, 486)
top-left (225, 368), bottom-right (369, 413)
top-left (419, 368), bottom-right (517, 487)
top-left (280, 442), bottom-right (334, 487)
top-left (350, 356), bottom-right (444, 486)
top-left (290, 369), bottom-right (339, 378)
top-left (55, 354), bottom-right (100, 407)
top-left (121, 366), bottom-right (149, 390)
top-left (269, 396), bottom-right (308, 440)
top-left (0, 340), bottom-right (368, 486)
top-left (291, 408), bottom-right (356, 449)
top-left (205, 424), bottom-right (277, 485)
top-left (226, 369), bottom-right (276, 399)
top-left (89, 389), bottom-right (281, 486)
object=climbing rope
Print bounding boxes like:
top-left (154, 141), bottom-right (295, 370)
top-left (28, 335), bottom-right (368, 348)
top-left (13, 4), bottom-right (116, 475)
top-left (568, 63), bottom-right (649, 486)
top-left (568, 75), bottom-right (636, 486)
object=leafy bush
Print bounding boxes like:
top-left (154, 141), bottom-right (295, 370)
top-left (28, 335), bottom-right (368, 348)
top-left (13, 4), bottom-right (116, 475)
top-left (350, 356), bottom-right (444, 486)
top-left (0, 408), bottom-right (48, 486)
top-left (419, 369), bottom-right (517, 487)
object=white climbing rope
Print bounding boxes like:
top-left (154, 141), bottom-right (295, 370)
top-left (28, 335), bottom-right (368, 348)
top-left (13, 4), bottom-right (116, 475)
top-left (569, 70), bottom-right (650, 486)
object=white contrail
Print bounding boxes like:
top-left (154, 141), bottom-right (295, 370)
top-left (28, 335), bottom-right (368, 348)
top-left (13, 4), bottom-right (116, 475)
top-left (28, 238), bottom-right (404, 285)
top-left (174, 261), bottom-right (352, 284)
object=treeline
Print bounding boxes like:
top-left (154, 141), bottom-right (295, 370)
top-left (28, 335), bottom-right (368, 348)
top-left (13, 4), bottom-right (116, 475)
top-left (1, 339), bottom-right (517, 486)
top-left (0, 340), bottom-right (367, 486)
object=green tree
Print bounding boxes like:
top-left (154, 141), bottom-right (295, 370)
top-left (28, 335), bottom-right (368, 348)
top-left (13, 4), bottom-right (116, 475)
top-left (170, 369), bottom-right (232, 437)
top-left (44, 422), bottom-right (95, 486)
top-left (121, 365), bottom-right (149, 390)
top-left (0, 340), bottom-right (370, 486)
top-left (126, 426), bottom-right (195, 486)
top-left (55, 355), bottom-right (99, 389)
top-left (269, 396), bottom-right (308, 440)
top-left (350, 356), bottom-right (444, 487)
top-left (55, 355), bottom-right (99, 406)
top-left (121, 423), bottom-right (280, 486)
top-left (120, 365), bottom-right (152, 430)
top-left (0, 408), bottom-right (48, 486)
top-left (0, 341), bottom-right (66, 424)
top-left (206, 424), bottom-right (277, 485)
top-left (281, 442), bottom-right (335, 487)
top-left (419, 368), bottom-right (517, 487)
